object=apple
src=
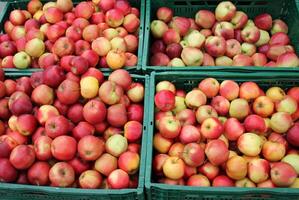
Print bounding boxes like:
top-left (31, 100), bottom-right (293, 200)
top-left (56, 79), bottom-right (80, 105)
top-left (231, 11), bottom-right (248, 29)
top-left (158, 116), bottom-right (181, 139)
top-left (266, 86), bottom-right (286, 102)
top-left (27, 161), bottom-right (50, 186)
top-left (163, 29), bottom-right (181, 45)
top-left (0, 158), bottom-right (18, 182)
top-left (10, 145), bottom-right (35, 170)
top-left (187, 174), bottom-right (210, 187)
top-left (75, 2), bottom-right (94, 19)
top-left (270, 162), bottom-right (297, 187)
top-left (235, 178), bottom-right (256, 187)
top-left (223, 118), bottom-right (244, 141)
top-left (94, 153), bottom-right (117, 177)
top-left (78, 135), bottom-right (105, 161)
top-left (78, 170), bottom-right (102, 189)
top-left (49, 162), bottom-right (75, 187)
top-left (214, 22), bottom-right (234, 39)
top-left (215, 1), bottom-right (236, 21)
top-left (118, 151), bottom-right (140, 174)
top-left (254, 13), bottom-right (272, 30)
top-left (212, 175), bottom-right (234, 187)
top-left (153, 133), bottom-right (173, 154)
top-left (156, 7), bottom-right (173, 23)
top-left (241, 26), bottom-right (260, 44)
top-left (168, 142), bottom-right (184, 157)
top-left (105, 134), bottom-right (128, 157)
top-left (51, 135), bottom-right (77, 161)
top-left (210, 96), bottom-right (230, 116)
top-left (229, 98), bottom-right (250, 120)
top-left (45, 115), bottom-right (69, 139)
top-left (34, 135), bottom-right (52, 161)
top-left (185, 89), bottom-right (207, 108)
top-left (253, 96), bottom-right (274, 117)
top-left (154, 90), bottom-right (175, 111)
top-left (287, 122), bottom-right (299, 147)
top-left (38, 53), bottom-right (59, 69)
top-left (200, 117), bottom-right (223, 139)
top-left (244, 114), bottom-right (266, 134)
top-left (195, 105), bottom-right (218, 124)
top-left (247, 158), bottom-right (270, 184)
top-left (270, 32), bottom-right (290, 46)
top-left (215, 56), bottom-right (233, 66)
top-left (162, 156), bottom-right (185, 180)
top-left (262, 140), bottom-right (286, 162)
top-left (252, 53), bottom-right (267, 66)
top-left (123, 14), bottom-right (140, 33)
top-left (276, 52), bottom-right (299, 67)
top-left (195, 10), bottom-right (215, 29)
top-left (82, 99), bottom-right (106, 125)
top-left (271, 19), bottom-right (288, 35)
top-left (270, 112), bottom-right (293, 133)
top-left (219, 80), bottom-right (239, 101)
top-left (0, 135), bottom-right (18, 158)
top-left (156, 81), bottom-right (176, 93)
top-left (36, 105), bottom-right (59, 125)
top-left (16, 114), bottom-right (36, 136)
top-left (31, 84), bottom-right (54, 106)
top-left (226, 155), bottom-right (247, 180)
top-left (204, 36), bottom-right (226, 57)
top-left (182, 143), bottom-right (205, 167)
top-left (0, 41), bottom-right (17, 58)
top-left (205, 139), bottom-right (229, 166)
top-left (150, 52), bottom-right (170, 66)
top-left (13, 51), bottom-right (31, 69)
top-left (107, 169), bottom-right (129, 189)
top-left (282, 154), bottom-right (299, 175)
top-left (266, 45), bottom-right (291, 61)
top-left (238, 133), bottom-right (263, 156)
top-left (198, 78), bottom-right (219, 98)
top-left (276, 95), bottom-right (298, 114)
top-left (127, 83), bottom-right (144, 103)
top-left (225, 39), bottom-right (241, 58)
top-left (44, 7), bottom-right (63, 24)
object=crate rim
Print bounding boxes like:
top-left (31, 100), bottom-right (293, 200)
top-left (145, 70), bottom-right (299, 198)
top-left (0, 72), bottom-right (150, 200)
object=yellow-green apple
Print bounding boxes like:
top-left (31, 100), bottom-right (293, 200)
top-left (282, 154), bottom-right (299, 174)
top-left (13, 51), bottom-right (31, 69)
top-left (158, 115), bottom-right (181, 139)
top-left (201, 117), bottom-right (224, 139)
top-left (195, 10), bottom-right (215, 29)
top-left (156, 81), bottom-right (176, 93)
top-left (36, 105), bottom-right (59, 125)
top-left (57, 79), bottom-right (80, 105)
top-left (214, 22), bottom-right (234, 39)
top-left (219, 80), bottom-right (239, 101)
top-left (224, 117), bottom-right (244, 141)
top-left (241, 26), bottom-right (260, 43)
top-left (196, 105), bottom-right (218, 124)
top-left (183, 30), bottom-right (205, 49)
top-left (94, 153), bottom-right (117, 176)
top-left (56, 0), bottom-right (73, 13)
top-left (156, 7), bottom-right (173, 23)
top-left (252, 53), bottom-right (267, 66)
top-left (204, 36), bottom-right (226, 57)
top-left (105, 134), bottom-right (128, 157)
top-left (172, 96), bottom-right (186, 114)
top-left (102, 28), bottom-right (119, 40)
top-left (211, 96), bottom-right (230, 116)
top-left (237, 133), bottom-right (262, 156)
top-left (229, 98), bottom-right (250, 120)
top-left (266, 86), bottom-right (286, 102)
top-left (231, 11), bottom-right (248, 29)
top-left (11, 26), bottom-right (26, 41)
top-left (241, 42), bottom-right (256, 56)
top-left (255, 30), bottom-right (270, 47)
top-left (150, 20), bottom-right (168, 38)
top-left (168, 142), bottom-right (184, 157)
top-left (185, 89), bottom-right (207, 108)
top-left (215, 56), bottom-right (233, 66)
top-left (254, 13), bottom-right (272, 30)
top-left (205, 139), bottom-right (229, 166)
top-left (10, 145), bottom-right (35, 170)
top-left (276, 95), bottom-right (297, 114)
top-left (253, 96), bottom-right (274, 117)
top-left (270, 112), bottom-right (293, 133)
top-left (271, 19), bottom-right (288, 35)
top-left (215, 1), bottom-right (236, 21)
top-left (79, 170), bottom-right (102, 189)
top-left (51, 135), bottom-right (76, 161)
top-left (248, 158), bottom-right (270, 183)
top-left (226, 156), bottom-right (247, 180)
top-left (287, 122), bottom-right (299, 147)
top-left (107, 169), bottom-right (129, 189)
top-left (244, 114), bottom-right (267, 134)
top-left (187, 174), bottom-right (210, 186)
top-left (27, 161), bottom-right (50, 186)
top-left (110, 37), bottom-right (127, 52)
top-left (165, 43), bottom-right (183, 59)
top-left (176, 109), bottom-right (196, 126)
top-left (270, 162), bottom-right (297, 187)
top-left (235, 178), bottom-right (256, 187)
top-left (153, 133), bottom-right (173, 153)
top-left (181, 47), bottom-right (203, 66)
top-left (34, 135), bottom-right (52, 161)
top-left (182, 143), bottom-right (205, 167)
top-left (198, 77), bottom-right (219, 98)
top-left (290, 178), bottom-right (299, 188)
top-left (198, 162), bottom-right (219, 180)
top-left (225, 39), bottom-right (241, 58)
top-left (212, 175), bottom-right (234, 187)
top-left (98, 80), bottom-right (123, 105)
top-left (162, 156), bottom-right (185, 180)
top-left (49, 162), bottom-right (75, 187)
top-left (276, 52), bottom-right (299, 67)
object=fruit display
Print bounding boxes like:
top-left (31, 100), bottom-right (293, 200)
top-left (0, 68), bottom-right (146, 190)
top-left (0, 0), bottom-right (141, 70)
top-left (152, 75), bottom-right (299, 188)
top-left (149, 1), bottom-right (299, 67)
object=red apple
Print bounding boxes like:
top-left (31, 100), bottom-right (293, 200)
top-left (10, 145), bottom-right (35, 170)
top-left (205, 139), bottom-right (229, 166)
top-left (51, 135), bottom-right (77, 161)
top-left (77, 135), bottom-right (105, 161)
top-left (254, 13), bottom-right (272, 30)
top-left (107, 169), bottom-right (129, 189)
top-left (27, 161), bottom-right (50, 186)
top-left (0, 158), bottom-right (18, 182)
top-left (83, 99), bottom-right (107, 125)
top-left (49, 162), bottom-right (75, 187)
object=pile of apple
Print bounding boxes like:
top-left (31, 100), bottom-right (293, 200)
top-left (150, 1), bottom-right (299, 67)
top-left (153, 78), bottom-right (299, 188)
top-left (0, 0), bottom-right (140, 69)
top-left (0, 68), bottom-right (145, 189)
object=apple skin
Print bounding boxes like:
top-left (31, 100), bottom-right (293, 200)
top-left (118, 151), bottom-right (140, 174)
top-left (34, 135), bottom-right (52, 161)
top-left (153, 133), bottom-right (173, 154)
top-left (168, 142), bottom-right (184, 157)
top-left (105, 8), bottom-right (124, 28)
top-left (276, 52), bottom-right (299, 67)
top-left (282, 154), bottom-right (299, 175)
top-left (52, 37), bottom-right (75, 58)
top-left (212, 175), bottom-right (235, 187)
top-left (163, 29), bottom-right (181, 45)
top-left (229, 98), bottom-right (250, 120)
top-left (107, 169), bottom-right (130, 189)
top-left (262, 140), bottom-right (286, 162)
top-left (270, 162), bottom-right (297, 187)
top-left (182, 143), bottom-right (205, 167)
top-left (224, 118), bottom-right (244, 141)
top-left (198, 78), bottom-right (219, 98)
top-left (169, 17), bottom-right (191, 37)
top-left (49, 162), bottom-right (75, 187)
top-left (196, 105), bottom-right (218, 124)
top-left (248, 158), bottom-right (270, 184)
top-left (238, 133), bottom-right (263, 156)
top-left (78, 135), bottom-right (105, 161)
top-left (0, 135), bottom-right (18, 158)
top-left (270, 112), bottom-right (293, 134)
top-left (51, 135), bottom-right (77, 161)
top-left (231, 11), bottom-right (248, 29)
top-left (0, 158), bottom-right (18, 182)
top-left (72, 122), bottom-right (95, 141)
top-left (124, 121), bottom-right (142, 142)
top-left (10, 145), bottom-right (35, 170)
top-left (211, 96), bottom-right (230, 116)
top-left (205, 139), bottom-right (229, 166)
top-left (16, 114), bottom-right (37, 136)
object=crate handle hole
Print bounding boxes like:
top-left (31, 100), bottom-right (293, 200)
top-left (254, 1), bottom-right (268, 5)
top-left (173, 1), bottom-right (188, 6)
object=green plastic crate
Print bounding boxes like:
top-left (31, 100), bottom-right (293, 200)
top-left (0, 71), bottom-right (150, 200)
top-left (146, 71), bottom-right (299, 200)
top-left (142, 0), bottom-right (299, 72)
top-left (0, 0), bottom-right (145, 73)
